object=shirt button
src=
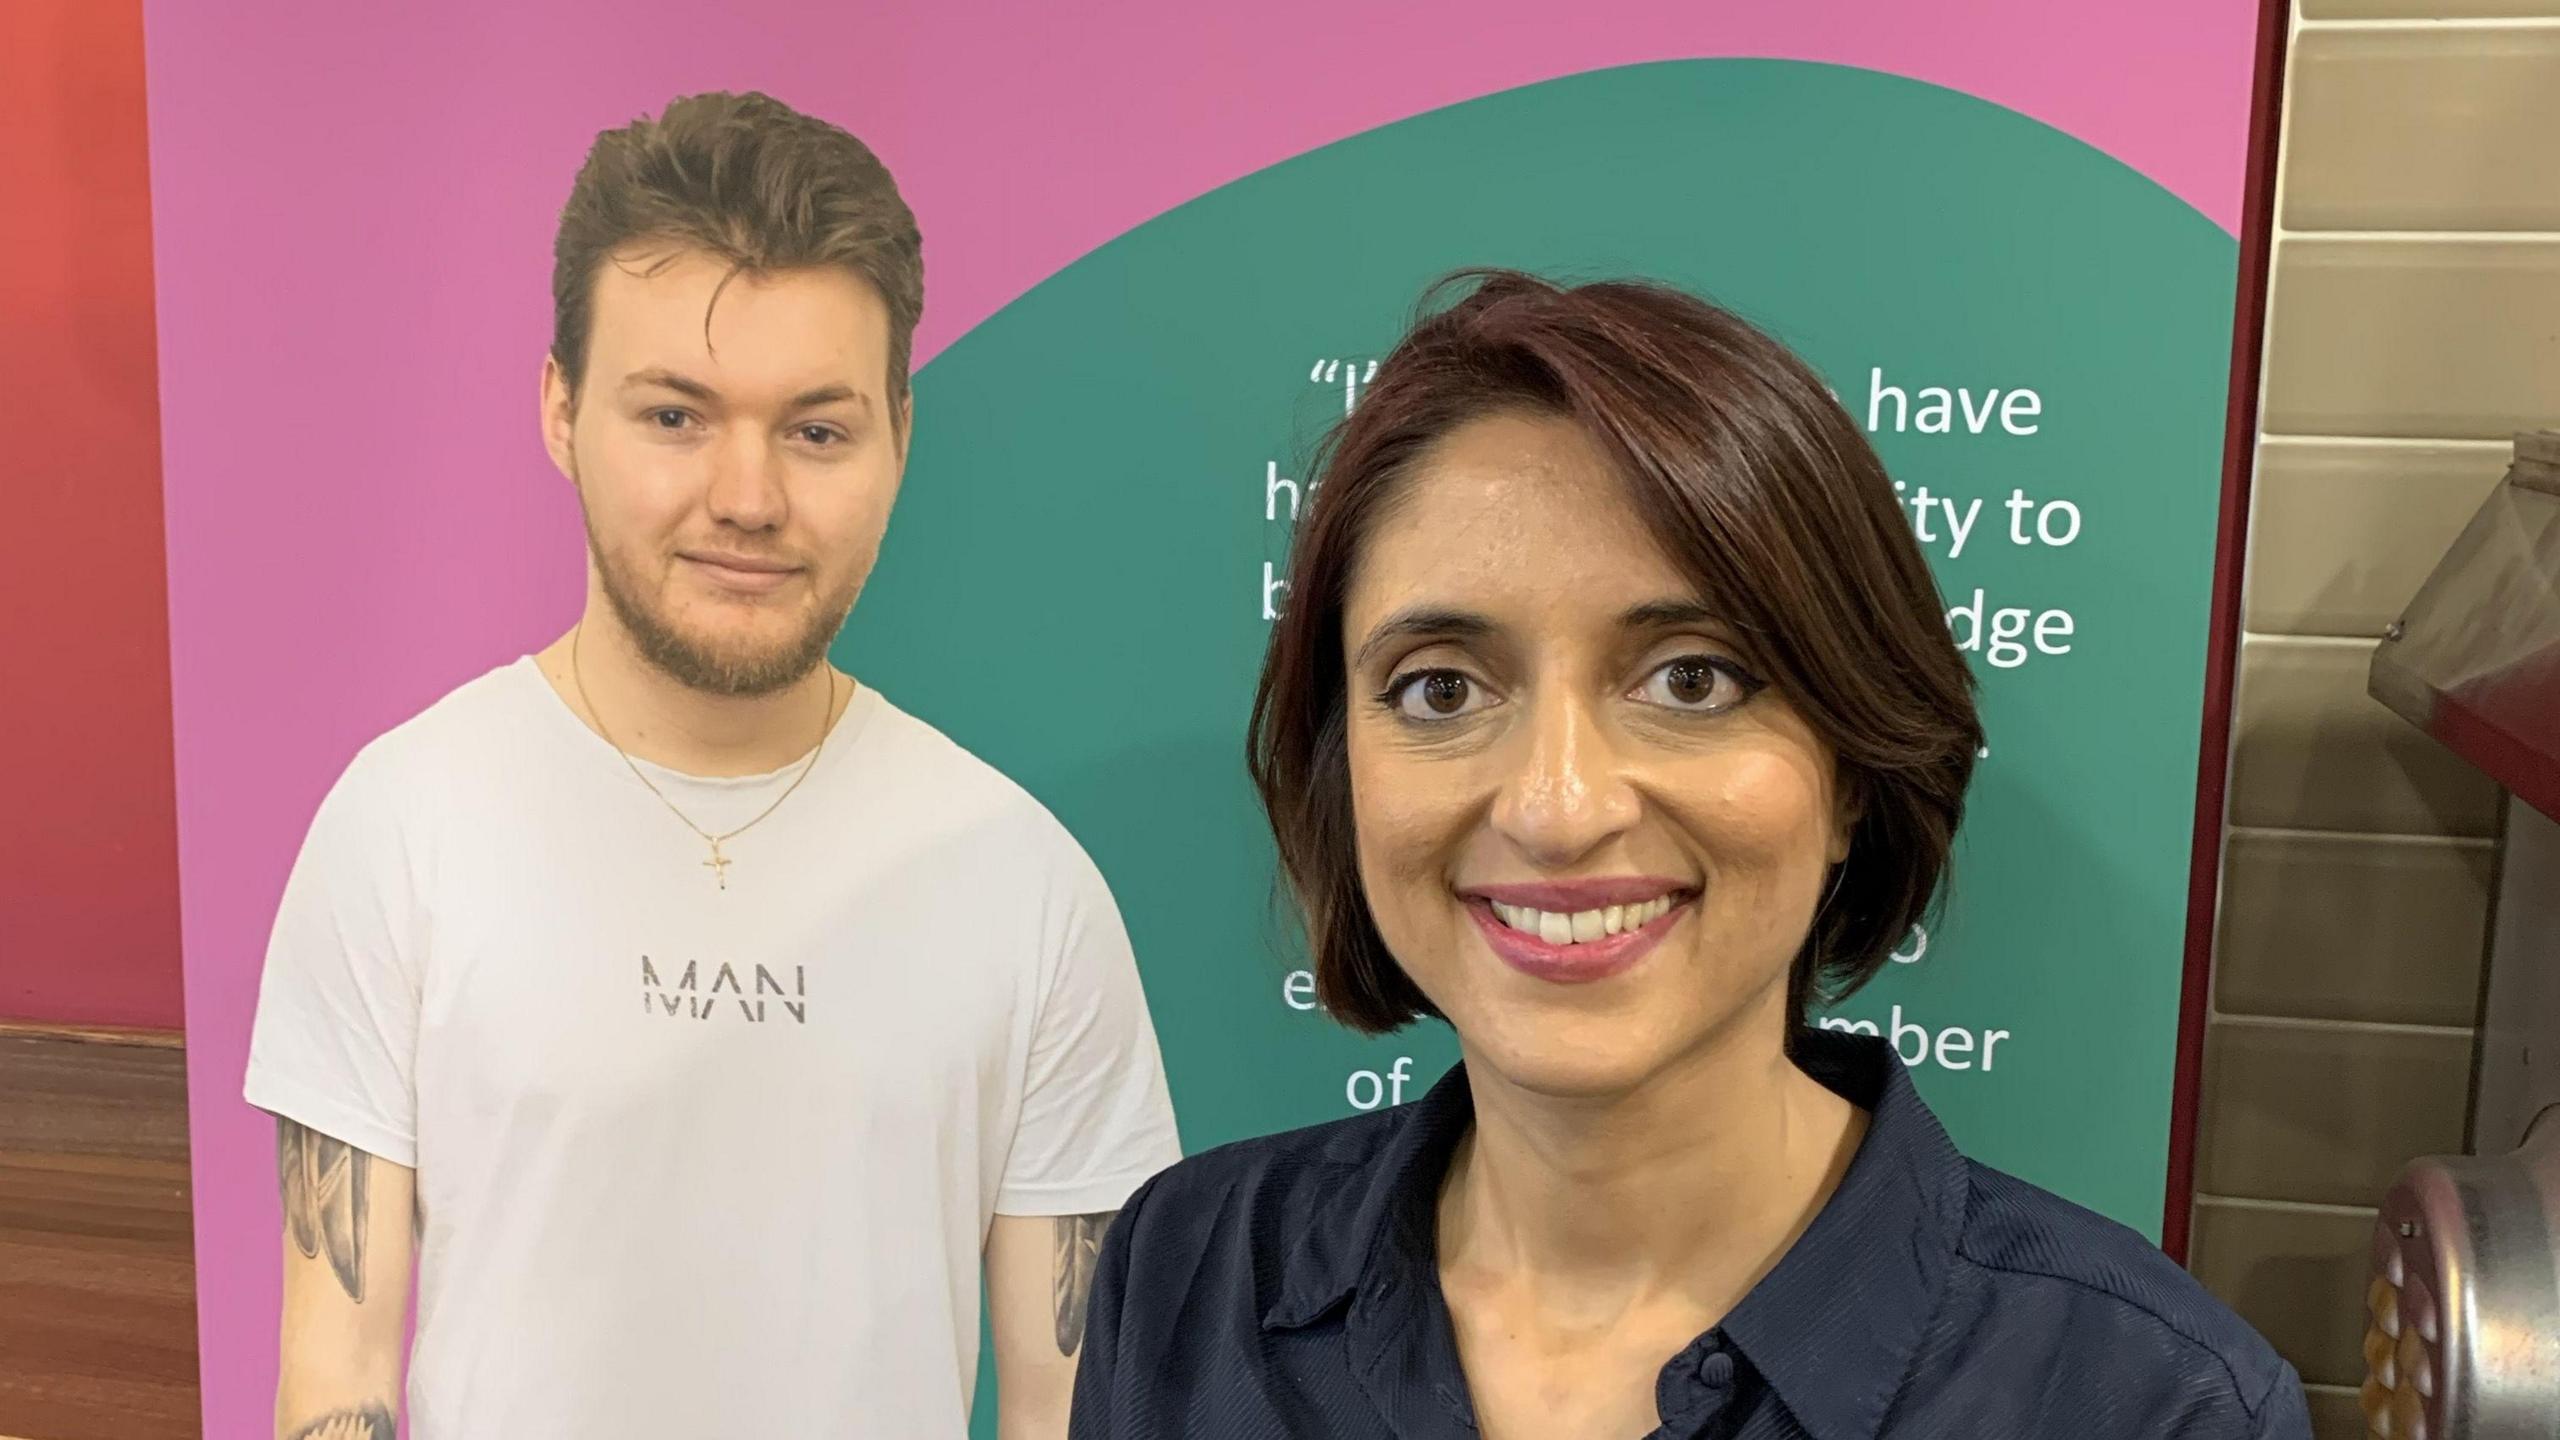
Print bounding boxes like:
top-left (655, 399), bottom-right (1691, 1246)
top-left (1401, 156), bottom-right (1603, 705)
top-left (1698, 1350), bottom-right (1735, 1389)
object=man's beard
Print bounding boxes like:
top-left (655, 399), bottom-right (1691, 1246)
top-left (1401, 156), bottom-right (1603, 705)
top-left (588, 530), bottom-right (857, 698)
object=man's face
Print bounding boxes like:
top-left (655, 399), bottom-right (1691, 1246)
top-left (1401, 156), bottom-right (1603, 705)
top-left (543, 247), bottom-right (907, 696)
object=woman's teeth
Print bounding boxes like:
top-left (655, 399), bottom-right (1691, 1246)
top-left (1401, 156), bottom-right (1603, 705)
top-left (1487, 895), bottom-right (1677, 945)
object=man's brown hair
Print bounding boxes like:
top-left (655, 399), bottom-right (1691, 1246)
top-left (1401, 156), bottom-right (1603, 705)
top-left (550, 90), bottom-right (923, 414)
top-left (1247, 270), bottom-right (1983, 1037)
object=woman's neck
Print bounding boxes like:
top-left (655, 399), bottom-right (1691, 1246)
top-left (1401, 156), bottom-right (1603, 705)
top-left (1438, 1013), bottom-right (1867, 1332)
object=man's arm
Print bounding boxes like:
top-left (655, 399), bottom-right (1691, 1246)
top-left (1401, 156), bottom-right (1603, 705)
top-left (273, 1115), bottom-right (415, 1440)
top-left (986, 1209), bottom-right (1115, 1439)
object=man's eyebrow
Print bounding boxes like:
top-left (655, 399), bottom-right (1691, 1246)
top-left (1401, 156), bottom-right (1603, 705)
top-left (617, 370), bottom-right (872, 414)
top-left (784, 384), bottom-right (870, 412)
top-left (620, 368), bottom-right (717, 402)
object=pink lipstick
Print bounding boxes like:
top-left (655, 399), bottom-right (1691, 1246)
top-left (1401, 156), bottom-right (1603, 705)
top-left (1460, 878), bottom-right (1694, 985)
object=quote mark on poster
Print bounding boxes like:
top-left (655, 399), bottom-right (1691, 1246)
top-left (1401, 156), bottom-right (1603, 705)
top-left (1310, 358), bottom-right (1379, 414)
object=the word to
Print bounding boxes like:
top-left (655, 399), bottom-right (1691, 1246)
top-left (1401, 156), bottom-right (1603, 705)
top-left (1894, 485), bottom-right (2085, 561)
top-left (2004, 489), bottom-right (2082, 547)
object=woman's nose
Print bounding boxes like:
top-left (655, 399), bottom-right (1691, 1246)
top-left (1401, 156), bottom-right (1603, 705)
top-left (1487, 688), bottom-right (1641, 867)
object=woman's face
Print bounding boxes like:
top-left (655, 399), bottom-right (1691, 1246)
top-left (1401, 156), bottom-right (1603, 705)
top-left (1342, 411), bottom-right (1853, 1099)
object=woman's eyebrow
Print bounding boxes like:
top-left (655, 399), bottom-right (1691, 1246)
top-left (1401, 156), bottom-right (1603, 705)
top-left (1351, 607), bottom-right (1498, 671)
top-left (1619, 598), bottom-right (1724, 631)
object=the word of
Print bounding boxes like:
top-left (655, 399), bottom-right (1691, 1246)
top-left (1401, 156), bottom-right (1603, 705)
top-left (1866, 368), bottom-right (2042, 437)
top-left (1346, 1057), bottom-right (1418, 1111)
top-left (1946, 589), bottom-right (2075, 670)
top-left (1817, 1004), bottom-right (2009, 1071)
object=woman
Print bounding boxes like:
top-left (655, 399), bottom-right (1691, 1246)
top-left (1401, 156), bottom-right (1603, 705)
top-left (1069, 272), bottom-right (2307, 1439)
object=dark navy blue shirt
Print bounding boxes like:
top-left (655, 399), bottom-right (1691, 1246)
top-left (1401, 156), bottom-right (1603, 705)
top-left (1070, 1030), bottom-right (2310, 1439)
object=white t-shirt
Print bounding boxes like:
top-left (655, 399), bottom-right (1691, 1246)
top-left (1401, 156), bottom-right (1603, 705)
top-left (245, 658), bottom-right (1181, 1437)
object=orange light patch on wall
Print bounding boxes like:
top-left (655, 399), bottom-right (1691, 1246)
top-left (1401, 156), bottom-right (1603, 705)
top-left (0, 0), bottom-right (184, 1029)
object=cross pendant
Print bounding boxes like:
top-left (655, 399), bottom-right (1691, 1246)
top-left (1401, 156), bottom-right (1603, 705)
top-left (704, 839), bottom-right (733, 890)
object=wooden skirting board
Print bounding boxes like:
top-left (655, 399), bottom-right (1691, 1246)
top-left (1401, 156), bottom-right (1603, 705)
top-left (0, 1024), bottom-right (202, 1440)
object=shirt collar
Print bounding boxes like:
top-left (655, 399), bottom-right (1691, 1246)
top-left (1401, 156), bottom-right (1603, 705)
top-left (1261, 1030), bottom-right (1967, 1440)
top-left (1260, 1060), bottom-right (1471, 1335)
top-left (1719, 1030), bottom-right (1968, 1440)
top-left (1260, 1058), bottom-right (1480, 1436)
top-left (1254, 1050), bottom-right (1464, 1332)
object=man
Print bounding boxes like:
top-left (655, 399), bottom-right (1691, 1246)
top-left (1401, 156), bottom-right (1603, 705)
top-left (245, 91), bottom-right (1180, 1439)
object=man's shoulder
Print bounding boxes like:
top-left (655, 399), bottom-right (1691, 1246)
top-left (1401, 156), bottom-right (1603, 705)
top-left (854, 692), bottom-right (1032, 797)
top-left (1953, 1163), bottom-right (2300, 1419)
top-left (1116, 1103), bottom-right (1414, 1264)
top-left (321, 659), bottom-right (548, 812)
top-left (851, 692), bottom-right (1090, 859)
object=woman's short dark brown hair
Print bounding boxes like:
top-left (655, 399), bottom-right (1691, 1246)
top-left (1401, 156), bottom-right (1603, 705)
top-left (1247, 270), bottom-right (1983, 1037)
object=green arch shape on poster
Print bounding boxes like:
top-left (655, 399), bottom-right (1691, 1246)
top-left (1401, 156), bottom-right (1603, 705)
top-left (833, 59), bottom-right (2235, 1427)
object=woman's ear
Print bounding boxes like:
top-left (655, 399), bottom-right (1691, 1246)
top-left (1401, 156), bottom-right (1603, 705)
top-left (1827, 770), bottom-right (1864, 867)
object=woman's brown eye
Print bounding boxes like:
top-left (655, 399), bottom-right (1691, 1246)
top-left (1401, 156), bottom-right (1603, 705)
top-left (1636, 654), bottom-right (1759, 714)
top-left (1665, 659), bottom-right (1715, 705)
top-left (1389, 669), bottom-right (1490, 721)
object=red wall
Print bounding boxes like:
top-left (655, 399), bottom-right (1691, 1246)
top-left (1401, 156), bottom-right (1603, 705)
top-left (0, 0), bottom-right (185, 1029)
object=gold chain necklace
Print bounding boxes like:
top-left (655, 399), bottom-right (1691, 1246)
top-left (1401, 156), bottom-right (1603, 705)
top-left (569, 622), bottom-right (838, 891)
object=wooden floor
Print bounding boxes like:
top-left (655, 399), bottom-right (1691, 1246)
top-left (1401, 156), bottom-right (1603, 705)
top-left (0, 1027), bottom-right (200, 1440)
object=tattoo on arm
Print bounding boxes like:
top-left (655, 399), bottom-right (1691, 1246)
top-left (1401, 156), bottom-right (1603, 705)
top-left (277, 1117), bottom-right (370, 1303)
top-left (1051, 1211), bottom-right (1114, 1357)
top-left (285, 1405), bottom-right (395, 1440)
